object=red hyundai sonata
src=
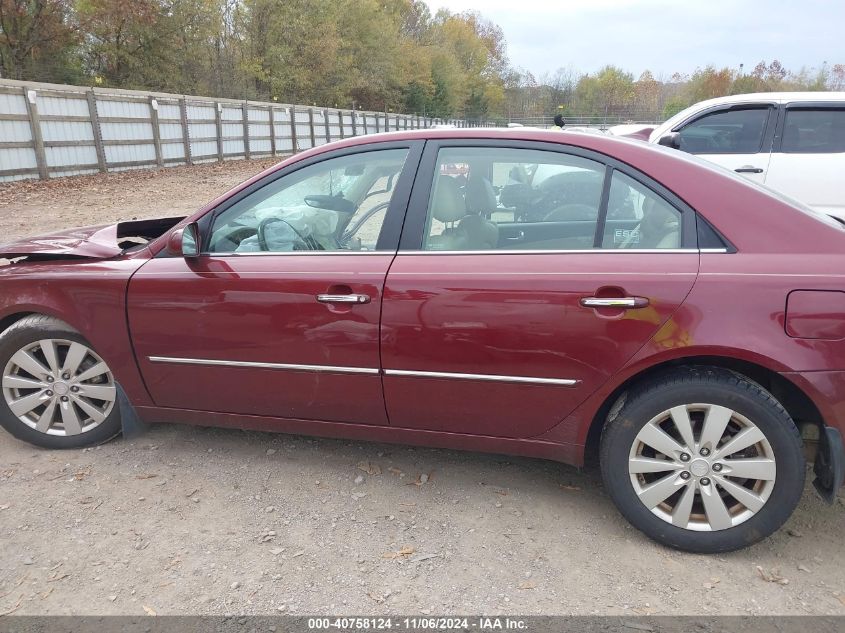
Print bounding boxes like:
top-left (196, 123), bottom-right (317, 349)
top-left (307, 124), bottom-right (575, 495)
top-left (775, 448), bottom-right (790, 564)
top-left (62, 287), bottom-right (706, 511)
top-left (1, 128), bottom-right (843, 553)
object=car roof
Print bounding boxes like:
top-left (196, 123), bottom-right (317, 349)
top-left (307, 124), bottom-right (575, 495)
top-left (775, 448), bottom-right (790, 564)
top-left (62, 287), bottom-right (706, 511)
top-left (685, 92), bottom-right (845, 107)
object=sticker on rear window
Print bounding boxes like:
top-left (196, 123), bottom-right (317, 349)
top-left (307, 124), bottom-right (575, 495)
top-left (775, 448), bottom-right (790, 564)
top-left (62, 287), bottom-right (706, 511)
top-left (614, 228), bottom-right (640, 245)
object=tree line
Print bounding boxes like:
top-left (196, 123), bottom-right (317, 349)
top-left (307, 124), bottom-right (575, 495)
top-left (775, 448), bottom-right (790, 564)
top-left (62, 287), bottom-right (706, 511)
top-left (0, 1), bottom-right (842, 122)
top-left (509, 61), bottom-right (845, 123)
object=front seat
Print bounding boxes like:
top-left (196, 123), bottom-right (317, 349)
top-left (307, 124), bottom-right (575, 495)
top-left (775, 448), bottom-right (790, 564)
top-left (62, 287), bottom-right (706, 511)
top-left (426, 176), bottom-right (468, 251)
top-left (460, 175), bottom-right (499, 250)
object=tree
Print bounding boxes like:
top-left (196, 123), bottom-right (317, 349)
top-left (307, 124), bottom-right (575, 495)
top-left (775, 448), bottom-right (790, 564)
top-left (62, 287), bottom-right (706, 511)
top-left (0, 0), bottom-right (79, 81)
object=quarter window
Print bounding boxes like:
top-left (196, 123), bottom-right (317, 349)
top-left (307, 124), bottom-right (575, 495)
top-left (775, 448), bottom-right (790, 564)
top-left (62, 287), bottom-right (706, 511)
top-left (782, 109), bottom-right (845, 153)
top-left (678, 108), bottom-right (770, 154)
top-left (602, 172), bottom-right (682, 249)
top-left (208, 149), bottom-right (409, 253)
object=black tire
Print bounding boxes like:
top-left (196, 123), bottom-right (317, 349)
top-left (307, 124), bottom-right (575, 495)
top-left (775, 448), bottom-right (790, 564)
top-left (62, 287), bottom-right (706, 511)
top-left (0, 315), bottom-right (122, 449)
top-left (600, 366), bottom-right (805, 553)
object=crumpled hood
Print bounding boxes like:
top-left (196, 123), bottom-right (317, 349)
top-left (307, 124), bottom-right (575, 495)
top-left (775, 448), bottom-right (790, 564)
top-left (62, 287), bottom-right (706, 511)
top-left (0, 217), bottom-right (184, 260)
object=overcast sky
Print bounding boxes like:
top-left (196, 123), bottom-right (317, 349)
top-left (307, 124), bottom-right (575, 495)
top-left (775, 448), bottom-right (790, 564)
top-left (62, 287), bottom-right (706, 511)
top-left (424, 0), bottom-right (841, 79)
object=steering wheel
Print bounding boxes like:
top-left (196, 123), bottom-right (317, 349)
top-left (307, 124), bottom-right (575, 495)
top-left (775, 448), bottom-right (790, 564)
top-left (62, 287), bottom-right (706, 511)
top-left (257, 217), bottom-right (311, 251)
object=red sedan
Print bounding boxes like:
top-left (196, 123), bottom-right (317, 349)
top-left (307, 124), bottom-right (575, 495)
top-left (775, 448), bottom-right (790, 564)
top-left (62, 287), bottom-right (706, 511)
top-left (1, 128), bottom-right (843, 553)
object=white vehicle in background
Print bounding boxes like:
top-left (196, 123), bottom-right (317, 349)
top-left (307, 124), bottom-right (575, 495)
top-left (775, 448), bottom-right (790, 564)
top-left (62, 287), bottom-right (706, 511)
top-left (611, 93), bottom-right (845, 219)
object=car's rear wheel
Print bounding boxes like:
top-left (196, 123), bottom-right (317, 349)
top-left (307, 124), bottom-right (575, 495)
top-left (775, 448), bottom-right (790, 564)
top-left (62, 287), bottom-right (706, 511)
top-left (0, 315), bottom-right (121, 449)
top-left (600, 367), bottom-right (805, 553)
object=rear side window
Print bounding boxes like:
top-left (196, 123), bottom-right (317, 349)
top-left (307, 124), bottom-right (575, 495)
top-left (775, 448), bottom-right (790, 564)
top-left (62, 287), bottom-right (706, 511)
top-left (678, 108), bottom-right (770, 154)
top-left (781, 109), bottom-right (845, 153)
top-left (420, 146), bottom-right (685, 251)
top-left (423, 147), bottom-right (606, 251)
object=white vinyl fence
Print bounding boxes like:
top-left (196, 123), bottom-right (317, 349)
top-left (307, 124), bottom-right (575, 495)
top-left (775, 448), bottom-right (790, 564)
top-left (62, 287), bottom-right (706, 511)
top-left (0, 79), bottom-right (477, 182)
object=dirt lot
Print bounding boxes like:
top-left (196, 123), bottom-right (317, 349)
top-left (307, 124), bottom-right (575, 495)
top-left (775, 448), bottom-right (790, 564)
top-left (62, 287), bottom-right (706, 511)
top-left (1, 161), bottom-right (845, 617)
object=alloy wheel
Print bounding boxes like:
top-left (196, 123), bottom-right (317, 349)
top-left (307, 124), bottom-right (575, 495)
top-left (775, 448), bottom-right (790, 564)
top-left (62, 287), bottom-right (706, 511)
top-left (2, 338), bottom-right (116, 436)
top-left (628, 403), bottom-right (776, 531)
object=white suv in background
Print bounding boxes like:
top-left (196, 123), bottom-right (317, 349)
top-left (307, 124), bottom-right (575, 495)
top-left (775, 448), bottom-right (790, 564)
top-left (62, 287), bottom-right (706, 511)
top-left (614, 93), bottom-right (845, 219)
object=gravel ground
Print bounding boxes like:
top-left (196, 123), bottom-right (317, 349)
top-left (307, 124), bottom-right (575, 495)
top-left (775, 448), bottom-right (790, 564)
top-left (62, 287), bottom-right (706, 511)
top-left (1, 161), bottom-right (845, 617)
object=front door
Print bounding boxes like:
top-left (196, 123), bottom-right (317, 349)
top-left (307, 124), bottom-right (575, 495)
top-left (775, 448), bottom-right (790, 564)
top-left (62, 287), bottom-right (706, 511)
top-left (127, 143), bottom-right (421, 424)
top-left (380, 142), bottom-right (700, 438)
top-left (675, 105), bottom-right (776, 183)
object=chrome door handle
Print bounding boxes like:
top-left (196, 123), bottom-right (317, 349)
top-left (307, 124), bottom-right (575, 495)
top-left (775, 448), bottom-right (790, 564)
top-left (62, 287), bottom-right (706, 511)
top-left (735, 166), bottom-right (763, 174)
top-left (580, 297), bottom-right (649, 309)
top-left (316, 293), bottom-right (371, 304)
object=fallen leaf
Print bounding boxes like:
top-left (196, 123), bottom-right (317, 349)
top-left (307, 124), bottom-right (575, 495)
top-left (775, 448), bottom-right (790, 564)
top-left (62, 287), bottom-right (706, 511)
top-left (73, 467), bottom-right (91, 481)
top-left (135, 474), bottom-right (158, 480)
top-left (494, 489), bottom-right (509, 496)
top-left (388, 467), bottom-right (404, 476)
top-left (382, 546), bottom-right (415, 560)
top-left (408, 472), bottom-right (433, 487)
top-left (518, 581), bottom-right (536, 590)
top-left (756, 566), bottom-right (789, 585)
top-left (142, 605), bottom-right (157, 616)
top-left (839, 595), bottom-right (845, 607)
top-left (559, 484), bottom-right (581, 491)
top-left (367, 591), bottom-right (385, 603)
top-left (357, 461), bottom-right (382, 476)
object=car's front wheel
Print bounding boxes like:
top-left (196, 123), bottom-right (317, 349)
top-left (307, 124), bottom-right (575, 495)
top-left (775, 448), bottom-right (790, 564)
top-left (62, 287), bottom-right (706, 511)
top-left (0, 315), bottom-right (121, 449)
top-left (600, 367), bottom-right (805, 553)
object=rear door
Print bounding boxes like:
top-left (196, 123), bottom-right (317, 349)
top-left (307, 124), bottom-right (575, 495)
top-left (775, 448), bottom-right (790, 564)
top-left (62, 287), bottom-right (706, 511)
top-left (127, 141), bottom-right (422, 425)
top-left (673, 104), bottom-right (777, 183)
top-left (380, 140), bottom-right (701, 439)
top-left (765, 102), bottom-right (845, 218)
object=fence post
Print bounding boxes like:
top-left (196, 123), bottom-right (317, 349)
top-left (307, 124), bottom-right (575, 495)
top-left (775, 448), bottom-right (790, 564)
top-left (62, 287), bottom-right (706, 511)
top-left (83, 89), bottom-right (107, 173)
top-left (148, 97), bottom-right (163, 167)
top-left (351, 110), bottom-right (358, 136)
top-left (308, 108), bottom-right (316, 147)
top-left (289, 107), bottom-right (298, 152)
top-left (323, 108), bottom-right (331, 143)
top-left (214, 102), bottom-right (223, 162)
top-left (242, 101), bottom-right (251, 160)
top-left (23, 88), bottom-right (48, 180)
top-left (375, 112), bottom-right (380, 133)
top-left (179, 97), bottom-right (192, 165)
top-left (268, 106), bottom-right (276, 156)
top-left (338, 110), bottom-right (345, 139)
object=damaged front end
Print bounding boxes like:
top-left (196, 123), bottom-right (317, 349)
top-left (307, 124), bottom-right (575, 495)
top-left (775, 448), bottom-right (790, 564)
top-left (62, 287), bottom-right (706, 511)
top-left (0, 216), bottom-right (184, 264)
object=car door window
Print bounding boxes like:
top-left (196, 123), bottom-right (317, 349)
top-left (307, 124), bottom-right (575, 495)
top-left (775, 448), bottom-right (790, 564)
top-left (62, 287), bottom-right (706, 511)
top-left (601, 172), bottom-right (682, 249)
top-left (782, 109), bottom-right (845, 153)
top-left (208, 148), bottom-right (409, 253)
top-left (678, 108), bottom-right (770, 154)
top-left (423, 147), bottom-right (607, 251)
top-left (421, 147), bottom-right (684, 251)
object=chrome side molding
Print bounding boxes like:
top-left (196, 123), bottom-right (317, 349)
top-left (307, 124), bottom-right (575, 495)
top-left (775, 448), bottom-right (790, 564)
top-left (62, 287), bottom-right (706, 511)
top-left (148, 356), bottom-right (380, 375)
top-left (383, 369), bottom-right (579, 387)
top-left (148, 356), bottom-right (580, 387)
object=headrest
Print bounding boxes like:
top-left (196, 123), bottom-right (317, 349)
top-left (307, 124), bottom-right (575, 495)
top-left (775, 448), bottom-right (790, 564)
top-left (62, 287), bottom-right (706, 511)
top-left (431, 176), bottom-right (466, 223)
top-left (465, 175), bottom-right (497, 215)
